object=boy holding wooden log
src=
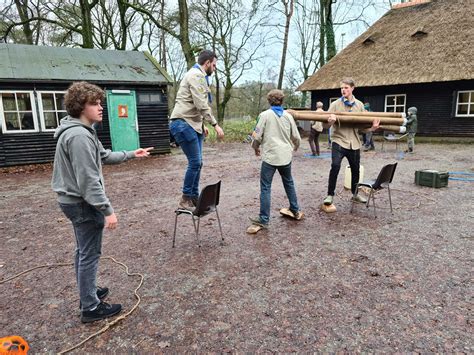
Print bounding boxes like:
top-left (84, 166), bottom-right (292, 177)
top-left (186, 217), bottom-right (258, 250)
top-left (323, 78), bottom-right (380, 207)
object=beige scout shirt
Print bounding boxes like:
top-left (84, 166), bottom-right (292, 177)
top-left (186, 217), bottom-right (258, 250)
top-left (251, 109), bottom-right (301, 166)
top-left (328, 96), bottom-right (365, 150)
top-left (170, 66), bottom-right (217, 134)
top-left (311, 108), bottom-right (324, 132)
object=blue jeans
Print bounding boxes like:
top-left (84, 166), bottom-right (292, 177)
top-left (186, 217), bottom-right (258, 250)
top-left (260, 161), bottom-right (299, 225)
top-left (59, 202), bottom-right (104, 311)
top-left (328, 142), bottom-right (360, 196)
top-left (170, 119), bottom-right (204, 198)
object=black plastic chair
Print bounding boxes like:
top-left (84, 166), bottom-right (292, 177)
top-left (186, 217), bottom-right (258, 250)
top-left (350, 163), bottom-right (397, 218)
top-left (172, 181), bottom-right (224, 247)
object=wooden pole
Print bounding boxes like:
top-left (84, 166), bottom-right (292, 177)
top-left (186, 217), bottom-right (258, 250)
top-left (287, 110), bottom-right (406, 126)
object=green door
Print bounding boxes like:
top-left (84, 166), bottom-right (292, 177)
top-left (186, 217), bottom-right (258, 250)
top-left (106, 90), bottom-right (140, 151)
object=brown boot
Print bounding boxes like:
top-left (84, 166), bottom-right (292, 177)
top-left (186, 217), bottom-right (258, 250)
top-left (178, 195), bottom-right (195, 211)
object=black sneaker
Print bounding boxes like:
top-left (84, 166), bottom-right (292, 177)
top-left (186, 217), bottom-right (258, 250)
top-left (79, 286), bottom-right (109, 309)
top-left (81, 301), bottom-right (122, 323)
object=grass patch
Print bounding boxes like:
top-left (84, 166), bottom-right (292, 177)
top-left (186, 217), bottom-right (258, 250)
top-left (205, 119), bottom-right (256, 143)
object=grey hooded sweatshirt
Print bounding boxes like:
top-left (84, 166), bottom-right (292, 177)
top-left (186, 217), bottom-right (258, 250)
top-left (51, 116), bottom-right (135, 216)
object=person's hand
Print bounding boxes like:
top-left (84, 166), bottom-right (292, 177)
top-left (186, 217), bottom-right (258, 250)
top-left (328, 114), bottom-right (336, 125)
top-left (214, 124), bottom-right (225, 139)
top-left (370, 118), bottom-right (380, 131)
top-left (134, 147), bottom-right (153, 158)
top-left (204, 126), bottom-right (209, 137)
top-left (105, 213), bottom-right (118, 230)
top-left (255, 148), bottom-right (261, 157)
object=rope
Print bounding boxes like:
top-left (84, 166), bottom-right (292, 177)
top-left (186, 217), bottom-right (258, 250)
top-left (0, 256), bottom-right (143, 354)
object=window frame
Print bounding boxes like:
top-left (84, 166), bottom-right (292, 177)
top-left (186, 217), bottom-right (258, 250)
top-left (455, 90), bottom-right (474, 117)
top-left (0, 90), bottom-right (39, 134)
top-left (37, 91), bottom-right (68, 132)
top-left (384, 94), bottom-right (406, 113)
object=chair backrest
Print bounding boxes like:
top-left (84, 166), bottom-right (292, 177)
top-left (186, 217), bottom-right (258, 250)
top-left (194, 181), bottom-right (221, 216)
top-left (373, 163), bottom-right (397, 189)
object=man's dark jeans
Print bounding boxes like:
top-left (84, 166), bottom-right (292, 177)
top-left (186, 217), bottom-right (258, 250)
top-left (169, 119), bottom-right (204, 199)
top-left (260, 161), bottom-right (299, 224)
top-left (59, 202), bottom-right (104, 311)
top-left (328, 142), bottom-right (360, 196)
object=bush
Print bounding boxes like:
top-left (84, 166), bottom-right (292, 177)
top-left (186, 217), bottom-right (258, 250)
top-left (205, 119), bottom-right (256, 143)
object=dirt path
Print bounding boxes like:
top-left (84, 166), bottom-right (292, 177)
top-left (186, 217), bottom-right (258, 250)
top-left (1, 142), bottom-right (472, 352)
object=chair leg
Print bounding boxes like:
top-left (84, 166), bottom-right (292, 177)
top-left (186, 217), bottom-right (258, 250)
top-left (191, 216), bottom-right (201, 248)
top-left (366, 188), bottom-right (373, 209)
top-left (388, 185), bottom-right (393, 214)
top-left (215, 207), bottom-right (224, 244)
top-left (172, 212), bottom-right (178, 248)
top-left (373, 193), bottom-right (377, 218)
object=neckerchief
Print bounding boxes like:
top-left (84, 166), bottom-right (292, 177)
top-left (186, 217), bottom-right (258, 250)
top-left (193, 64), bottom-right (212, 103)
top-left (340, 96), bottom-right (356, 107)
top-left (271, 105), bottom-right (284, 117)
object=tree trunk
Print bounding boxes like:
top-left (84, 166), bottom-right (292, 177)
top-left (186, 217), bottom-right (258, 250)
top-left (14, 0), bottom-right (34, 44)
top-left (319, 0), bottom-right (326, 68)
top-left (277, 0), bottom-right (294, 89)
top-left (117, 0), bottom-right (128, 50)
top-left (178, 0), bottom-right (195, 68)
top-left (325, 0), bottom-right (336, 62)
top-left (79, 0), bottom-right (97, 48)
top-left (159, 0), bottom-right (167, 70)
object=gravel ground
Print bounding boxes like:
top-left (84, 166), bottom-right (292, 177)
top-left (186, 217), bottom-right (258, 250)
top-left (0, 141), bottom-right (473, 353)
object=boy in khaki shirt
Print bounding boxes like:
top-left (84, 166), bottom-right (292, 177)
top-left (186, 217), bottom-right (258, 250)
top-left (323, 78), bottom-right (379, 207)
top-left (247, 89), bottom-right (303, 233)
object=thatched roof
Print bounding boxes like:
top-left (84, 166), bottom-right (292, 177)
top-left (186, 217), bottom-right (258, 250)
top-left (298, 0), bottom-right (474, 91)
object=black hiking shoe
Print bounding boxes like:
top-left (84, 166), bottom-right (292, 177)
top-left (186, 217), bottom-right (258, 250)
top-left (79, 286), bottom-right (109, 309)
top-left (81, 301), bottom-right (122, 323)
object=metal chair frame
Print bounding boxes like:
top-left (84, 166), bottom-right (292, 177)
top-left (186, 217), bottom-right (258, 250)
top-left (172, 181), bottom-right (224, 248)
top-left (351, 163), bottom-right (397, 218)
top-left (381, 131), bottom-right (408, 151)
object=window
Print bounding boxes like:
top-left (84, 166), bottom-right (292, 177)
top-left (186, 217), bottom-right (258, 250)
top-left (385, 94), bottom-right (406, 113)
top-left (38, 91), bottom-right (67, 130)
top-left (0, 91), bottom-right (38, 133)
top-left (137, 92), bottom-right (162, 105)
top-left (456, 91), bottom-right (474, 117)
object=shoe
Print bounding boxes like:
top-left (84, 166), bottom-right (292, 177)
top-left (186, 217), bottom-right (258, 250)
top-left (293, 211), bottom-right (304, 220)
top-left (351, 194), bottom-right (367, 204)
top-left (178, 195), bottom-right (195, 211)
top-left (248, 217), bottom-right (268, 228)
top-left (81, 301), bottom-right (122, 323)
top-left (191, 197), bottom-right (198, 207)
top-left (79, 286), bottom-right (109, 309)
top-left (279, 208), bottom-right (304, 220)
top-left (323, 195), bottom-right (333, 206)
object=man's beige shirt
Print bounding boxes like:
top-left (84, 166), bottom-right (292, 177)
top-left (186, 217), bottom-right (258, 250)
top-left (251, 109), bottom-right (301, 166)
top-left (170, 66), bottom-right (217, 134)
top-left (328, 96), bottom-right (365, 150)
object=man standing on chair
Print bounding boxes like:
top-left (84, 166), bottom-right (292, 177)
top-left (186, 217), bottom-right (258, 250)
top-left (323, 78), bottom-right (379, 207)
top-left (169, 50), bottom-right (225, 210)
top-left (248, 89), bottom-right (303, 233)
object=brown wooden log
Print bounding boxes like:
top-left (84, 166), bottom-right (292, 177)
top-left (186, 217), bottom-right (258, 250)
top-left (289, 109), bottom-right (404, 118)
top-left (287, 110), bottom-right (406, 126)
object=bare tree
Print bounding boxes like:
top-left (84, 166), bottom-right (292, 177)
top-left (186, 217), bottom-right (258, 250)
top-left (292, 0), bottom-right (320, 106)
top-left (126, 0), bottom-right (196, 68)
top-left (276, 0), bottom-right (294, 89)
top-left (192, 0), bottom-right (269, 122)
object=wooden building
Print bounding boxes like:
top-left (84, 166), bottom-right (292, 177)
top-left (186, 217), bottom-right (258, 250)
top-left (298, 0), bottom-right (474, 137)
top-left (0, 43), bottom-right (172, 167)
